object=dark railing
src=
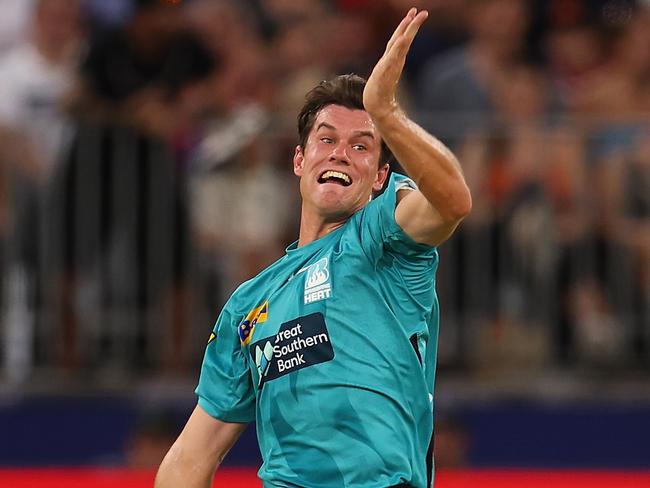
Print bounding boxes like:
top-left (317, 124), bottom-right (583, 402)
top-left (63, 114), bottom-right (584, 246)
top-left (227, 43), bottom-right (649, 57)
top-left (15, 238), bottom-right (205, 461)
top-left (1, 113), bottom-right (648, 387)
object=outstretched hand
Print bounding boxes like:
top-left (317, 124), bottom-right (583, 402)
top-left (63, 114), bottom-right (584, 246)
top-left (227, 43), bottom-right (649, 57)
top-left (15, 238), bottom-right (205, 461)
top-left (363, 7), bottom-right (428, 120)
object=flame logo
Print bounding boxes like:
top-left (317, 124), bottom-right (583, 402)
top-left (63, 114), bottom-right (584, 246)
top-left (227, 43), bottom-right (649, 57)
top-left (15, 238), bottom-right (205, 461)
top-left (306, 258), bottom-right (329, 289)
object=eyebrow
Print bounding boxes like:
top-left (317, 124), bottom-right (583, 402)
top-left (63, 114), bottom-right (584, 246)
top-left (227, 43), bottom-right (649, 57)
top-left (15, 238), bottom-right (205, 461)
top-left (353, 130), bottom-right (375, 140)
top-left (316, 122), bottom-right (376, 140)
top-left (316, 122), bottom-right (336, 131)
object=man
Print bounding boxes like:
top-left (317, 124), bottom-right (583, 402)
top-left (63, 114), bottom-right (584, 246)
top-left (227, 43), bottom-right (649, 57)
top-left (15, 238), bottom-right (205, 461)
top-left (415, 0), bottom-right (530, 139)
top-left (155, 7), bottom-right (471, 488)
top-left (0, 0), bottom-right (82, 378)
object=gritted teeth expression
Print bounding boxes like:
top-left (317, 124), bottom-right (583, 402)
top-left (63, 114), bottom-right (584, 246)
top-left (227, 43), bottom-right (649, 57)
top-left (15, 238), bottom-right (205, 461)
top-left (318, 170), bottom-right (352, 186)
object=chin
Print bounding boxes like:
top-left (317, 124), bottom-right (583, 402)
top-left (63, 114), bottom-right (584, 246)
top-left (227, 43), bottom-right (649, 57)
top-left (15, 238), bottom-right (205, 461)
top-left (304, 183), bottom-right (368, 218)
top-left (320, 199), bottom-right (367, 221)
top-left (312, 193), bottom-right (349, 216)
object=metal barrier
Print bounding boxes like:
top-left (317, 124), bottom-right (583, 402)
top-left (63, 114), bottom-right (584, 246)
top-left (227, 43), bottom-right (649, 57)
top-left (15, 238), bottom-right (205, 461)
top-left (1, 114), bottom-right (648, 386)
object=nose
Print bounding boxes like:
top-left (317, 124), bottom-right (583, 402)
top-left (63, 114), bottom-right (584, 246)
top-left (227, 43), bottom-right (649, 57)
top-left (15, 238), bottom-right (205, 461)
top-left (329, 142), bottom-right (350, 164)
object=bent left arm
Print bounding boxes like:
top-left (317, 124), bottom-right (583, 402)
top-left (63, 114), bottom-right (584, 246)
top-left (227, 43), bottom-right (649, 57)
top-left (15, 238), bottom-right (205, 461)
top-left (364, 8), bottom-right (472, 246)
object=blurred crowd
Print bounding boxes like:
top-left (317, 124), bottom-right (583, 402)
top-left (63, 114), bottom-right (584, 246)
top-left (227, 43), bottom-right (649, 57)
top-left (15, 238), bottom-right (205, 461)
top-left (0, 0), bottom-right (648, 382)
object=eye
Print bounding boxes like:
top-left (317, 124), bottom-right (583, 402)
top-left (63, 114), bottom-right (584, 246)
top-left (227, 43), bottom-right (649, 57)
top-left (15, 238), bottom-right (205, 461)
top-left (352, 143), bottom-right (366, 151)
top-left (320, 137), bottom-right (333, 144)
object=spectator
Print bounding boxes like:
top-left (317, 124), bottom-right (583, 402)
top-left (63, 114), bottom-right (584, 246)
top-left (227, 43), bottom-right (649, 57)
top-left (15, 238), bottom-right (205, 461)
top-left (264, 0), bottom-right (335, 122)
top-left (0, 0), bottom-right (82, 181)
top-left (541, 0), bottom-right (615, 114)
top-left (189, 109), bottom-right (297, 307)
top-left (185, 0), bottom-right (274, 112)
top-left (591, 130), bottom-right (650, 364)
top-left (416, 0), bottom-right (532, 142)
top-left (74, 0), bottom-right (216, 139)
top-left (0, 0), bottom-right (646, 384)
top-left (0, 0), bottom-right (83, 379)
top-left (568, 5), bottom-right (649, 115)
top-left (183, 0), bottom-right (287, 324)
top-left (45, 0), bottom-right (218, 371)
top-left (549, 4), bottom-right (650, 364)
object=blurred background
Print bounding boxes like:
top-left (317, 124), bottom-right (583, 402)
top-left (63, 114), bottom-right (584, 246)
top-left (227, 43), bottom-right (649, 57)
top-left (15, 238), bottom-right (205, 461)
top-left (0, 0), bottom-right (648, 483)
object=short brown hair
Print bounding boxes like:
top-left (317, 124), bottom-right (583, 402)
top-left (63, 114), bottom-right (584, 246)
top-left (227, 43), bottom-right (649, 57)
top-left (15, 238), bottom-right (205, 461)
top-left (297, 74), bottom-right (393, 166)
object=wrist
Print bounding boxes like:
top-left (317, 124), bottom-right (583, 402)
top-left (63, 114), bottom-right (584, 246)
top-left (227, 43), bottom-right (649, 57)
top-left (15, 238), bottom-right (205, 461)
top-left (369, 102), bottom-right (405, 126)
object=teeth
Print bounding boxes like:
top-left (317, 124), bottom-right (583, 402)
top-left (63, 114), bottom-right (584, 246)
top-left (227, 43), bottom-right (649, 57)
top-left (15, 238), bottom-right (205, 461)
top-left (321, 170), bottom-right (351, 184)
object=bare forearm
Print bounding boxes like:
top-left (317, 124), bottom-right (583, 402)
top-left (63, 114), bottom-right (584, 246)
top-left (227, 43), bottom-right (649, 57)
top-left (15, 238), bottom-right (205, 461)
top-left (155, 441), bottom-right (219, 488)
top-left (155, 405), bottom-right (247, 488)
top-left (362, 7), bottom-right (470, 245)
top-left (372, 108), bottom-right (471, 221)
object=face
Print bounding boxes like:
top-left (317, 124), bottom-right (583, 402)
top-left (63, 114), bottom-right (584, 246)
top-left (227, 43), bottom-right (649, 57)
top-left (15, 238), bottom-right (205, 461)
top-left (293, 104), bottom-right (389, 221)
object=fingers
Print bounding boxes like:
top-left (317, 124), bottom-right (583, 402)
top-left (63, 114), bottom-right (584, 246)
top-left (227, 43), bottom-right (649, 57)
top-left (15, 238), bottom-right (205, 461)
top-left (385, 7), bottom-right (417, 54)
top-left (385, 9), bottom-right (428, 56)
top-left (367, 6), bottom-right (428, 114)
top-left (404, 10), bottom-right (428, 44)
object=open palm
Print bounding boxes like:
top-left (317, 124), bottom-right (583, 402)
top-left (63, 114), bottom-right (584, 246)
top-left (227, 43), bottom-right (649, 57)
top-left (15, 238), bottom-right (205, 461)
top-left (363, 8), bottom-right (428, 120)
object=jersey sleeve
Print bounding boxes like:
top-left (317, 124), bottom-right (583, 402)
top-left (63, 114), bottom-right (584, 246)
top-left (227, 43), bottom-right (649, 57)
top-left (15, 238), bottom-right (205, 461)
top-left (195, 300), bottom-right (256, 423)
top-left (358, 172), bottom-right (438, 263)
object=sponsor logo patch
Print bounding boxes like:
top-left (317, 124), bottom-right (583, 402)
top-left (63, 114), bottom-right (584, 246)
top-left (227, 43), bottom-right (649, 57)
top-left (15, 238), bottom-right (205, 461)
top-left (239, 301), bottom-right (269, 345)
top-left (250, 313), bottom-right (334, 387)
top-left (304, 257), bottom-right (332, 304)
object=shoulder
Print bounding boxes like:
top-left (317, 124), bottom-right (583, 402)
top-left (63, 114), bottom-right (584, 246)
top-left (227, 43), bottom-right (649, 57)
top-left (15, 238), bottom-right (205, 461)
top-left (344, 173), bottom-right (436, 260)
top-left (361, 172), bottom-right (415, 216)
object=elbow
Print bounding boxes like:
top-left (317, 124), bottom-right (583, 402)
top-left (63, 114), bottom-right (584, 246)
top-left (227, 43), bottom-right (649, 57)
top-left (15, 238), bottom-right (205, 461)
top-left (457, 186), bottom-right (473, 219)
top-left (443, 184), bottom-right (472, 223)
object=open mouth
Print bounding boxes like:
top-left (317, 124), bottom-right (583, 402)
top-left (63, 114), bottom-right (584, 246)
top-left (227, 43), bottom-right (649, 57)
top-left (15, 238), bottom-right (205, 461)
top-left (318, 170), bottom-right (352, 187)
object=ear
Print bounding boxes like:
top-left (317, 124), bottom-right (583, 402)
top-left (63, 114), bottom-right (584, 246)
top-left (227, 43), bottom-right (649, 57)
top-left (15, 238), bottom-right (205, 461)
top-left (293, 145), bottom-right (304, 177)
top-left (372, 163), bottom-right (390, 192)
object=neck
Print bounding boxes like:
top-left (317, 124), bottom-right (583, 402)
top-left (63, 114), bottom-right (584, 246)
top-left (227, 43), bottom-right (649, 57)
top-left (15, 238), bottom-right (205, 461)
top-left (297, 206), bottom-right (348, 248)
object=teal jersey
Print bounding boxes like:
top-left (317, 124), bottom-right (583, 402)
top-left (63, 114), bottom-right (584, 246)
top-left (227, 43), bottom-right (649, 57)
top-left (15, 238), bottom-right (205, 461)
top-left (196, 173), bottom-right (440, 488)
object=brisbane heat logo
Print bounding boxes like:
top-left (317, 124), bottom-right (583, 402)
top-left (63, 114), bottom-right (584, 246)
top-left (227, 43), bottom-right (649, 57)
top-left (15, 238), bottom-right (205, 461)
top-left (304, 257), bottom-right (332, 304)
top-left (238, 301), bottom-right (269, 346)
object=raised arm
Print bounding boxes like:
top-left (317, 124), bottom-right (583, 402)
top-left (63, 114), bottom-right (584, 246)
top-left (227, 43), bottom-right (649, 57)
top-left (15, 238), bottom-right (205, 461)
top-left (155, 404), bottom-right (247, 488)
top-left (364, 8), bottom-right (472, 246)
